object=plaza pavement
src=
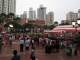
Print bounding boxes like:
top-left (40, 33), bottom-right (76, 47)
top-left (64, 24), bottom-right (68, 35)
top-left (0, 41), bottom-right (80, 60)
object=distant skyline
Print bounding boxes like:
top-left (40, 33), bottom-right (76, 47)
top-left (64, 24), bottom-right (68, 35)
top-left (16, 0), bottom-right (80, 23)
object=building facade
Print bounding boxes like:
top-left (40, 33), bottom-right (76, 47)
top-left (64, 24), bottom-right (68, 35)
top-left (37, 5), bottom-right (46, 20)
top-left (46, 12), bottom-right (54, 25)
top-left (0, 0), bottom-right (16, 14)
top-left (29, 8), bottom-right (36, 20)
top-left (78, 9), bottom-right (80, 19)
top-left (66, 12), bottom-right (78, 24)
top-left (28, 19), bottom-right (45, 26)
top-left (20, 11), bottom-right (27, 19)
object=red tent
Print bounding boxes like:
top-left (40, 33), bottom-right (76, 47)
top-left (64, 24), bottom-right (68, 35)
top-left (44, 25), bottom-right (80, 37)
top-left (53, 25), bottom-right (80, 33)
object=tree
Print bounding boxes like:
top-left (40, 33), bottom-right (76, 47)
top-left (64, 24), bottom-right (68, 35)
top-left (43, 25), bottom-right (49, 29)
top-left (13, 16), bottom-right (21, 22)
top-left (0, 13), bottom-right (6, 24)
top-left (43, 24), bottom-right (55, 30)
top-left (49, 25), bottom-right (55, 29)
top-left (54, 21), bottom-right (58, 26)
top-left (22, 23), bottom-right (34, 32)
top-left (7, 13), bottom-right (15, 22)
top-left (4, 21), bottom-right (23, 32)
top-left (7, 13), bottom-right (15, 17)
top-left (74, 32), bottom-right (80, 44)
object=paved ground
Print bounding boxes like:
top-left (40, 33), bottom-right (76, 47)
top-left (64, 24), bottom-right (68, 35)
top-left (0, 41), bottom-right (80, 60)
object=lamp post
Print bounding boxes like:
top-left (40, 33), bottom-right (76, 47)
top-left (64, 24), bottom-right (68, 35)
top-left (9, 24), bottom-right (13, 28)
top-left (8, 24), bottom-right (14, 48)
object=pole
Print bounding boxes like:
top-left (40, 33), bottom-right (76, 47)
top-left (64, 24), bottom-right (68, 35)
top-left (75, 27), bottom-right (77, 34)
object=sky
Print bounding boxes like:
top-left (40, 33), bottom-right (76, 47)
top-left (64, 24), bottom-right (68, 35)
top-left (16, 0), bottom-right (80, 23)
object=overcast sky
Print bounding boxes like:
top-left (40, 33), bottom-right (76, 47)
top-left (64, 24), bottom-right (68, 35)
top-left (16, 0), bottom-right (80, 22)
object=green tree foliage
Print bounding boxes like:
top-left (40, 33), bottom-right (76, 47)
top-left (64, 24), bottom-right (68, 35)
top-left (13, 16), bottom-right (21, 22)
top-left (0, 13), bottom-right (6, 24)
top-left (74, 32), bottom-right (80, 44)
top-left (43, 24), bottom-right (55, 30)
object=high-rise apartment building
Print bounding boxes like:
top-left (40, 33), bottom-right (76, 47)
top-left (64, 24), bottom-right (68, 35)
top-left (37, 5), bottom-right (46, 20)
top-left (0, 0), bottom-right (16, 14)
top-left (78, 9), bottom-right (80, 19)
top-left (66, 12), bottom-right (78, 24)
top-left (29, 8), bottom-right (36, 20)
top-left (46, 12), bottom-right (54, 25)
top-left (66, 12), bottom-right (78, 21)
top-left (21, 11), bottom-right (27, 19)
top-left (8, 0), bottom-right (16, 14)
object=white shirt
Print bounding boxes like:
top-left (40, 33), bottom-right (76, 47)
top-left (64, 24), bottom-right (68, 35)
top-left (25, 39), bottom-right (30, 47)
top-left (9, 36), bottom-right (13, 41)
top-left (32, 40), bottom-right (34, 44)
top-left (20, 40), bottom-right (24, 44)
top-left (39, 38), bottom-right (43, 43)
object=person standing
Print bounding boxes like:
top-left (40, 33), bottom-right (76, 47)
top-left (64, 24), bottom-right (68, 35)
top-left (25, 38), bottom-right (30, 51)
top-left (66, 43), bottom-right (72, 56)
top-left (19, 36), bottom-right (24, 52)
top-left (55, 39), bottom-right (60, 52)
top-left (39, 37), bottom-right (42, 46)
top-left (0, 35), bottom-right (3, 53)
top-left (31, 39), bottom-right (35, 50)
top-left (9, 34), bottom-right (13, 48)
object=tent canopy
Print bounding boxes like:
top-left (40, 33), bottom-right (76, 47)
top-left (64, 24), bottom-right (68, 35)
top-left (45, 25), bottom-right (80, 33)
top-left (53, 25), bottom-right (80, 32)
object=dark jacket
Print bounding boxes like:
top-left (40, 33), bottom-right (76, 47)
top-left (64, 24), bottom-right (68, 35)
top-left (11, 55), bottom-right (20, 60)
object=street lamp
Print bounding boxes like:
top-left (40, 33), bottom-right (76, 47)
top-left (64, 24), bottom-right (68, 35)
top-left (9, 24), bottom-right (13, 28)
top-left (9, 24), bottom-right (13, 33)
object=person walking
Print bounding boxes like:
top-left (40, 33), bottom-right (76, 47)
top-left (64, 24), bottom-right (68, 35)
top-left (11, 50), bottom-right (20, 60)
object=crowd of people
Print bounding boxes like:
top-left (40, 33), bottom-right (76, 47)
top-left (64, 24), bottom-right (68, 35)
top-left (0, 32), bottom-right (79, 60)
